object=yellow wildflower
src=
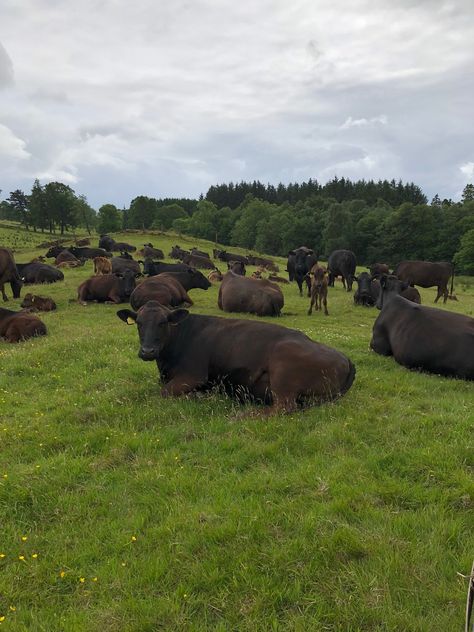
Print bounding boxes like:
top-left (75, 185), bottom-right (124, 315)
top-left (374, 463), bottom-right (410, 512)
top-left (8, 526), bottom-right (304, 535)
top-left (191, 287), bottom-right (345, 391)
top-left (32, 553), bottom-right (38, 559)
top-left (0, 616), bottom-right (5, 622)
top-left (2, 474), bottom-right (7, 478)
top-left (9, 606), bottom-right (15, 612)
top-left (79, 577), bottom-right (85, 583)
top-left (59, 570), bottom-right (66, 578)
top-left (0, 554), bottom-right (5, 558)
top-left (92, 577), bottom-right (98, 582)
top-left (18, 555), bottom-right (25, 561)
top-left (21, 536), bottom-right (27, 541)
top-left (131, 536), bottom-right (137, 542)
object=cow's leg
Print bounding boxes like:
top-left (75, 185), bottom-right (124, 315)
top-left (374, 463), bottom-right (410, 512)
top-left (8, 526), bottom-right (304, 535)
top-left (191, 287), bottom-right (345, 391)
top-left (296, 276), bottom-right (303, 296)
top-left (161, 374), bottom-right (206, 397)
top-left (306, 275), bottom-right (311, 297)
top-left (443, 285), bottom-right (448, 304)
top-left (370, 327), bottom-right (392, 356)
top-left (1, 282), bottom-right (8, 301)
top-left (323, 290), bottom-right (328, 316)
top-left (307, 292), bottom-right (315, 315)
top-left (434, 286), bottom-right (443, 303)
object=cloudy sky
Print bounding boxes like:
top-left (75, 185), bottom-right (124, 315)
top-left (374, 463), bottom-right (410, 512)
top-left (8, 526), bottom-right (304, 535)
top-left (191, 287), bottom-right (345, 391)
top-left (1, 0), bottom-right (473, 208)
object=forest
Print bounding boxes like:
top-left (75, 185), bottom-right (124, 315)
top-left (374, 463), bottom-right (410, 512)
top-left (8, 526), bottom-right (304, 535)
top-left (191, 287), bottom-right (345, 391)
top-left (1, 177), bottom-right (474, 273)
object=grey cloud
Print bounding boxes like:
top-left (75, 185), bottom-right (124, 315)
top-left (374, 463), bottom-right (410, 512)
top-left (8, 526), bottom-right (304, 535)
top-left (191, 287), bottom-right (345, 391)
top-left (0, 42), bottom-right (14, 88)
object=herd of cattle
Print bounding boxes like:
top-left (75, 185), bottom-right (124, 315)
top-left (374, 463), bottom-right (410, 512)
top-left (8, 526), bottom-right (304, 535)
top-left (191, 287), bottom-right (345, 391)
top-left (0, 235), bottom-right (473, 411)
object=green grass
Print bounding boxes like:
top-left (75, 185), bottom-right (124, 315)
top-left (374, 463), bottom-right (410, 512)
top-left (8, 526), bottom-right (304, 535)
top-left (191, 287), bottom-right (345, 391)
top-left (1, 229), bottom-right (473, 631)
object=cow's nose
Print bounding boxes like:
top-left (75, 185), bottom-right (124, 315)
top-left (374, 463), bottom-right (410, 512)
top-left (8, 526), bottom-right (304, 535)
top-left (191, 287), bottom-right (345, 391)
top-left (139, 347), bottom-right (156, 360)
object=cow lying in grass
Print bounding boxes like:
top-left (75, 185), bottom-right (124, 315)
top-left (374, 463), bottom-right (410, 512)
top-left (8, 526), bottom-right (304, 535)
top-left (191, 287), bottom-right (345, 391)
top-left (0, 307), bottom-right (47, 342)
top-left (371, 275), bottom-right (474, 380)
top-left (117, 302), bottom-right (356, 413)
top-left (77, 270), bottom-right (136, 304)
top-left (21, 293), bottom-right (57, 311)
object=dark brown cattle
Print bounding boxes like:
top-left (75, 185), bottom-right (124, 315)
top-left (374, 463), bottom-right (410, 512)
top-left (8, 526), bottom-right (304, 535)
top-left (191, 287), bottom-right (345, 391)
top-left (158, 269), bottom-right (211, 292)
top-left (69, 246), bottom-right (112, 260)
top-left (55, 250), bottom-right (79, 265)
top-left (111, 256), bottom-right (141, 276)
top-left (140, 244), bottom-right (165, 259)
top-left (369, 263), bottom-right (390, 278)
top-left (77, 270), bottom-right (136, 304)
top-left (0, 307), bottom-right (47, 342)
top-left (129, 275), bottom-right (193, 311)
top-left (227, 260), bottom-right (246, 275)
top-left (169, 245), bottom-right (189, 260)
top-left (218, 271), bottom-right (284, 317)
top-left (327, 250), bottom-right (356, 292)
top-left (191, 247), bottom-right (210, 259)
top-left (371, 275), bottom-right (474, 379)
top-left (182, 254), bottom-right (216, 270)
top-left (366, 277), bottom-right (421, 305)
top-left (21, 293), bottom-right (57, 311)
top-left (216, 250), bottom-right (249, 265)
top-left (354, 272), bottom-right (379, 307)
top-left (0, 248), bottom-right (22, 301)
top-left (111, 241), bottom-right (136, 253)
top-left (393, 260), bottom-right (454, 303)
top-left (247, 255), bottom-right (279, 272)
top-left (117, 302), bottom-right (356, 413)
top-left (94, 256), bottom-right (113, 275)
top-left (308, 265), bottom-right (329, 316)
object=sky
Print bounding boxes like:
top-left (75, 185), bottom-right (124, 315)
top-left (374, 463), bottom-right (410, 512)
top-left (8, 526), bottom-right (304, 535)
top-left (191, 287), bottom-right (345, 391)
top-left (0, 0), bottom-right (473, 208)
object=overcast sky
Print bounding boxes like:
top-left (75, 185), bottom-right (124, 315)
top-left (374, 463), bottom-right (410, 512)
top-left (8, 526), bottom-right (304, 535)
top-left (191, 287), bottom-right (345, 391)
top-left (1, 0), bottom-right (473, 208)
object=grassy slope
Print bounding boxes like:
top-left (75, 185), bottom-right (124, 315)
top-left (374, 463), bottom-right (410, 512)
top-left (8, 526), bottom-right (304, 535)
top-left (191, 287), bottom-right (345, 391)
top-left (0, 227), bottom-right (473, 631)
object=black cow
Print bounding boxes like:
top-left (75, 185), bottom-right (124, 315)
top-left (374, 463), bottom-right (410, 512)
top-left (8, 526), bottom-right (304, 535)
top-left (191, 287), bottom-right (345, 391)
top-left (169, 245), bottom-right (189, 260)
top-left (393, 260), bottom-right (454, 303)
top-left (98, 234), bottom-right (116, 251)
top-left (111, 257), bottom-right (141, 276)
top-left (112, 242), bottom-right (136, 253)
top-left (191, 247), bottom-right (210, 259)
top-left (16, 263), bottom-right (64, 284)
top-left (287, 247), bottom-right (317, 296)
top-left (216, 250), bottom-right (249, 265)
top-left (117, 302), bottom-right (356, 413)
top-left (141, 259), bottom-right (193, 276)
top-left (69, 246), bottom-right (112, 260)
top-left (141, 244), bottom-right (165, 259)
top-left (327, 250), bottom-right (356, 292)
top-left (77, 270), bottom-right (136, 304)
top-left (354, 272), bottom-right (379, 307)
top-left (157, 269), bottom-right (211, 292)
top-left (0, 248), bottom-right (22, 301)
top-left (370, 275), bottom-right (474, 380)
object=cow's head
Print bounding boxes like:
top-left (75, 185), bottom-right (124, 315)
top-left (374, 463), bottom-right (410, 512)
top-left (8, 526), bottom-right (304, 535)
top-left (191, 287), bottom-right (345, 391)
top-left (376, 275), bottom-right (409, 310)
top-left (187, 268), bottom-right (211, 290)
top-left (117, 302), bottom-right (189, 360)
top-left (115, 269), bottom-right (136, 297)
top-left (45, 246), bottom-right (63, 258)
top-left (311, 266), bottom-right (327, 288)
top-left (227, 261), bottom-right (246, 276)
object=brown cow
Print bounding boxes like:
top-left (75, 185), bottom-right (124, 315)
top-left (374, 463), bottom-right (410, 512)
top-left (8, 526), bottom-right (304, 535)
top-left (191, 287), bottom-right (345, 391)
top-left (218, 271), bottom-right (284, 317)
top-left (139, 244), bottom-right (165, 259)
top-left (75, 238), bottom-right (91, 246)
top-left (55, 250), bottom-right (79, 265)
top-left (0, 248), bottom-right (22, 301)
top-left (307, 265), bottom-right (329, 316)
top-left (130, 274), bottom-right (193, 310)
top-left (21, 293), bottom-right (57, 311)
top-left (117, 302), bottom-right (356, 413)
top-left (182, 254), bottom-right (216, 270)
top-left (369, 263), bottom-right (390, 278)
top-left (0, 307), bottom-right (47, 342)
top-left (94, 256), bottom-right (113, 275)
top-left (77, 270), bottom-right (136, 304)
top-left (393, 260), bottom-right (454, 303)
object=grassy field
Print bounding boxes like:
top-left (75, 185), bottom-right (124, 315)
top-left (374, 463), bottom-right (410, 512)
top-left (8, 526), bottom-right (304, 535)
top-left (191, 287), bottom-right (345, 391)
top-left (0, 227), bottom-right (473, 631)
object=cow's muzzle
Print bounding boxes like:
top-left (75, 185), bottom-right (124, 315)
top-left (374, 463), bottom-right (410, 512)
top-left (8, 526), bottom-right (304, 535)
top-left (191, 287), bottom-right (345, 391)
top-left (139, 347), bottom-right (158, 361)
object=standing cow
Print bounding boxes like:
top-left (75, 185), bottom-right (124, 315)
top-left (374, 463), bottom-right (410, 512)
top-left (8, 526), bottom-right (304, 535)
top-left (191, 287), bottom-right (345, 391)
top-left (0, 248), bottom-right (23, 301)
top-left (287, 247), bottom-right (317, 296)
top-left (307, 265), bottom-right (329, 316)
top-left (327, 250), bottom-right (356, 292)
top-left (393, 260), bottom-right (454, 304)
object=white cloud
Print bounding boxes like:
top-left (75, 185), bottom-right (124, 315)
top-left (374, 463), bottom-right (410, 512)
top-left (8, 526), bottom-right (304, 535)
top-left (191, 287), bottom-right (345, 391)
top-left (340, 115), bottom-right (388, 130)
top-left (460, 162), bottom-right (474, 180)
top-left (0, 124), bottom-right (30, 160)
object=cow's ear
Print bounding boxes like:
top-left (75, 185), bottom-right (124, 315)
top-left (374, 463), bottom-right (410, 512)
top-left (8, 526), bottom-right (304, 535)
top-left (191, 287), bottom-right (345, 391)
top-left (117, 309), bottom-right (137, 325)
top-left (167, 309), bottom-right (189, 326)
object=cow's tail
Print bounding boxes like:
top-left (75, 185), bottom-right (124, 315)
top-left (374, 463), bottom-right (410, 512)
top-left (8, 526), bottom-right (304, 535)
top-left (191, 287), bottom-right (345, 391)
top-left (339, 359), bottom-right (356, 398)
top-left (450, 263), bottom-right (455, 296)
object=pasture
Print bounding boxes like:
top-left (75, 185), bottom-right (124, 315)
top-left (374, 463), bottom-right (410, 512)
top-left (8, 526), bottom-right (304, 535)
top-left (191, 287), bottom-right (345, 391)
top-left (1, 228), bottom-right (473, 631)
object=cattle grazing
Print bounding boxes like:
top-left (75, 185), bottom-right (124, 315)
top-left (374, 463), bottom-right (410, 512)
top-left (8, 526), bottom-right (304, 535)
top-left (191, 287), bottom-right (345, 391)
top-left (354, 272), bottom-right (379, 307)
top-left (327, 250), bottom-right (357, 292)
top-left (182, 253), bottom-right (217, 270)
top-left (369, 263), bottom-right (390, 278)
top-left (308, 265), bottom-right (329, 315)
top-left (98, 234), bottom-right (116, 251)
top-left (393, 260), bottom-right (454, 303)
top-left (0, 248), bottom-right (22, 301)
top-left (268, 274), bottom-right (289, 284)
top-left (215, 250), bottom-right (249, 265)
top-left (0, 307), bottom-right (47, 342)
top-left (94, 256), bottom-right (113, 275)
top-left (287, 247), bottom-right (318, 296)
top-left (141, 259), bottom-right (193, 277)
top-left (17, 263), bottom-right (64, 285)
top-left (371, 275), bottom-right (474, 380)
top-left (227, 260), bottom-right (246, 276)
top-left (75, 238), bottom-right (91, 246)
top-left (111, 256), bottom-right (141, 276)
top-left (117, 302), bottom-right (355, 413)
top-left (77, 270), bottom-right (136, 304)
top-left (21, 293), bottom-right (57, 312)
top-left (208, 269), bottom-right (223, 283)
top-left (246, 255), bottom-right (279, 272)
top-left (54, 250), bottom-right (79, 265)
top-left (69, 246), bottom-right (112, 260)
top-left (139, 244), bottom-right (165, 259)
top-left (218, 271), bottom-right (284, 317)
top-left (129, 275), bottom-right (193, 311)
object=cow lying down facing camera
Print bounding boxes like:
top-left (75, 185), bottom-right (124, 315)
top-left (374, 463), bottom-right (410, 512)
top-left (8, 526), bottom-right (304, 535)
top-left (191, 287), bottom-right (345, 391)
top-left (117, 301), bottom-right (355, 413)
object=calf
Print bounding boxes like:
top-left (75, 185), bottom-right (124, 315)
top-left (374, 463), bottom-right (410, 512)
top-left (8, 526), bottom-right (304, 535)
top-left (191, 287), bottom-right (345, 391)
top-left (77, 270), bottom-right (136, 304)
top-left (0, 307), bottom-right (47, 342)
top-left (307, 265), bottom-right (329, 316)
top-left (117, 302), bottom-right (356, 413)
top-left (94, 256), bottom-right (113, 275)
top-left (21, 293), bottom-right (57, 312)
top-left (371, 275), bottom-right (474, 380)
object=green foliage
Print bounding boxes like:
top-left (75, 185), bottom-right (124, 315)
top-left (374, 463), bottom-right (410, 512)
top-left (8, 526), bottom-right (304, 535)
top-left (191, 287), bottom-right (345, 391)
top-left (152, 204), bottom-right (187, 230)
top-left (0, 228), bottom-right (472, 630)
top-left (454, 228), bottom-right (474, 274)
top-left (128, 196), bottom-right (157, 230)
top-left (97, 203), bottom-right (122, 234)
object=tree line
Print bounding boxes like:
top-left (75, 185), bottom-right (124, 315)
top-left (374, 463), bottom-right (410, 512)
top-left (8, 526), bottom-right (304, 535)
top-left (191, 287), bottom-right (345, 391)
top-left (1, 179), bottom-right (473, 273)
